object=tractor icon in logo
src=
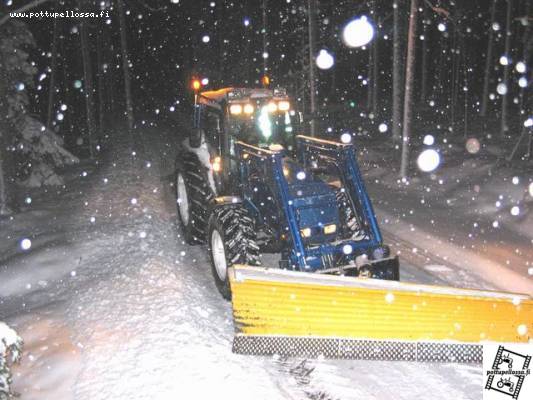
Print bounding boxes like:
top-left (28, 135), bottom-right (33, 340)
top-left (496, 377), bottom-right (515, 393)
top-left (497, 353), bottom-right (514, 370)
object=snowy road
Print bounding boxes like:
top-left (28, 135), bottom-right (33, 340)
top-left (1, 128), bottom-right (482, 399)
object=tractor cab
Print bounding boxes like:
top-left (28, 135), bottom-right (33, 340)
top-left (189, 87), bottom-right (300, 195)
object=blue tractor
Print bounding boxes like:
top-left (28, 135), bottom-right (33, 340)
top-left (176, 87), bottom-right (399, 299)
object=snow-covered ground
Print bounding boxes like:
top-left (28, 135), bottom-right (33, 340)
top-left (3, 125), bottom-right (522, 399)
top-left (356, 133), bottom-right (533, 295)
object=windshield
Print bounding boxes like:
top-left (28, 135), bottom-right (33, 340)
top-left (228, 100), bottom-right (297, 151)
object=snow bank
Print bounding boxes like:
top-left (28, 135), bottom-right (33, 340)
top-left (19, 116), bottom-right (79, 188)
top-left (0, 322), bottom-right (23, 400)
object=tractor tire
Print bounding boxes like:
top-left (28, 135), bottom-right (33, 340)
top-left (207, 205), bottom-right (261, 300)
top-left (176, 152), bottom-right (214, 245)
top-left (336, 189), bottom-right (365, 240)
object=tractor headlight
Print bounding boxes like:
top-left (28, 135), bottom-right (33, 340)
top-left (323, 224), bottom-right (336, 235)
top-left (300, 228), bottom-right (312, 238)
top-left (212, 156), bottom-right (222, 172)
top-left (243, 103), bottom-right (254, 114)
top-left (267, 102), bottom-right (278, 112)
top-left (230, 104), bottom-right (242, 115)
top-left (278, 101), bottom-right (290, 111)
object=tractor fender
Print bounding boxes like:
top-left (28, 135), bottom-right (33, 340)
top-left (206, 197), bottom-right (243, 219)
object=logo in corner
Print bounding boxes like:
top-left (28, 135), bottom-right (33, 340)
top-left (484, 345), bottom-right (531, 399)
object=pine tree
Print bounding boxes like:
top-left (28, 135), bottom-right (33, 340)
top-left (0, 20), bottom-right (78, 213)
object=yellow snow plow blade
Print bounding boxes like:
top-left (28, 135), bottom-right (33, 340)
top-left (229, 265), bottom-right (533, 363)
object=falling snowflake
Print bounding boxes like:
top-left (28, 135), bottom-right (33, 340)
top-left (515, 61), bottom-right (526, 73)
top-left (423, 135), bottom-right (435, 146)
top-left (20, 238), bottom-right (32, 251)
top-left (499, 56), bottom-right (509, 66)
top-left (417, 149), bottom-right (440, 172)
top-left (340, 133), bottom-right (352, 143)
top-left (342, 244), bottom-right (352, 255)
top-left (342, 16), bottom-right (374, 48)
top-left (517, 324), bottom-right (528, 336)
top-left (496, 83), bottom-right (507, 95)
top-left (465, 138), bottom-right (480, 154)
top-left (316, 49), bottom-right (334, 70)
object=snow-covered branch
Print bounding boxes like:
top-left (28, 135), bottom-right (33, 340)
top-left (0, 322), bottom-right (23, 400)
top-left (0, 0), bottom-right (55, 26)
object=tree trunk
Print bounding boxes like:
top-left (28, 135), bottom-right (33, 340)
top-left (400, 0), bottom-right (419, 178)
top-left (307, 0), bottom-right (318, 136)
top-left (367, 35), bottom-right (373, 110)
top-left (106, 39), bottom-right (115, 116)
top-left (46, 18), bottom-right (59, 129)
top-left (392, 1), bottom-right (404, 142)
top-left (78, 0), bottom-right (96, 158)
top-left (372, 20), bottom-right (379, 115)
top-left (508, 0), bottom-right (532, 161)
top-left (481, 0), bottom-right (497, 117)
top-left (518, 0), bottom-right (531, 114)
top-left (420, 5), bottom-right (429, 102)
top-left (117, 0), bottom-right (134, 133)
top-left (97, 30), bottom-right (105, 138)
top-left (262, 0), bottom-right (268, 75)
top-left (462, 38), bottom-right (469, 138)
top-left (500, 0), bottom-right (512, 136)
top-left (0, 143), bottom-right (11, 216)
top-left (450, 27), bottom-right (459, 132)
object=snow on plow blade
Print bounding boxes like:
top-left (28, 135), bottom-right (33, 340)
top-left (229, 265), bottom-right (533, 363)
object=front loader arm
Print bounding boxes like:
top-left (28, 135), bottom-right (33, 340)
top-left (296, 135), bottom-right (383, 246)
top-left (235, 141), bottom-right (308, 269)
